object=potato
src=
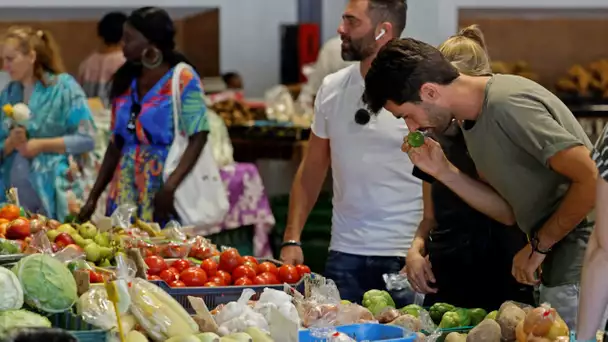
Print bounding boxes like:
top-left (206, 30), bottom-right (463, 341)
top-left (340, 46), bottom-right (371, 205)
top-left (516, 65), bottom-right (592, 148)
top-left (445, 332), bottom-right (467, 342)
top-left (497, 303), bottom-right (526, 342)
top-left (389, 314), bottom-right (421, 332)
top-left (467, 319), bottom-right (501, 342)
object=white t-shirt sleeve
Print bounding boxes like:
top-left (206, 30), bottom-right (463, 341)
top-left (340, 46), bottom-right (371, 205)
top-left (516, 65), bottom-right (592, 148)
top-left (311, 84), bottom-right (329, 139)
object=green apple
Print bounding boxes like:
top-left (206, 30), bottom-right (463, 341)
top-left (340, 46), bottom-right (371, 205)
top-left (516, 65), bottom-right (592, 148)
top-left (79, 222), bottom-right (98, 239)
top-left (46, 229), bottom-right (61, 242)
top-left (84, 242), bottom-right (102, 262)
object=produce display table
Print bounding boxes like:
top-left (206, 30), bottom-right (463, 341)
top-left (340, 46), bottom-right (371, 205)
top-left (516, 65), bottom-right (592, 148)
top-left (199, 162), bottom-right (275, 257)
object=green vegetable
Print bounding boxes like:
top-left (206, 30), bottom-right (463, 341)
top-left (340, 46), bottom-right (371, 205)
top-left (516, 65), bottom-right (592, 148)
top-left (12, 254), bottom-right (77, 313)
top-left (469, 308), bottom-right (487, 326)
top-left (485, 310), bottom-right (498, 320)
top-left (0, 267), bottom-right (23, 310)
top-left (451, 308), bottom-right (471, 326)
top-left (362, 290), bottom-right (395, 316)
top-left (407, 131), bottom-right (426, 148)
top-left (429, 302), bottom-right (456, 324)
top-left (399, 304), bottom-right (423, 318)
top-left (0, 238), bottom-right (21, 255)
top-left (439, 311), bottom-right (461, 329)
top-left (0, 309), bottom-right (51, 338)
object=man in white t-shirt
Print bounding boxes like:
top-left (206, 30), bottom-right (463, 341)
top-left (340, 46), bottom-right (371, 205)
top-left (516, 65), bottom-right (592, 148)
top-left (280, 0), bottom-right (422, 305)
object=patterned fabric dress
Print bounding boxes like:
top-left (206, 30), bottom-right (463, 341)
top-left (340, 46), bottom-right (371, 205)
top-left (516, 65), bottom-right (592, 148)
top-left (0, 74), bottom-right (95, 221)
top-left (106, 66), bottom-right (209, 223)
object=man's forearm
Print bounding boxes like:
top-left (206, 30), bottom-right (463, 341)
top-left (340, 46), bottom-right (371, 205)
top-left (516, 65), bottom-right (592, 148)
top-left (409, 218), bottom-right (435, 256)
top-left (283, 161), bottom-right (329, 241)
top-left (437, 164), bottom-right (515, 225)
top-left (537, 181), bottom-right (595, 250)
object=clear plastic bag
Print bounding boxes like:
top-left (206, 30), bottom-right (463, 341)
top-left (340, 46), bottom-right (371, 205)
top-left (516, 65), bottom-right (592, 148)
top-left (295, 278), bottom-right (341, 336)
top-left (334, 302), bottom-right (375, 326)
top-left (25, 230), bottom-right (86, 265)
top-left (77, 254), bottom-right (135, 331)
top-left (383, 272), bottom-right (425, 306)
top-left (215, 288), bottom-right (269, 335)
top-left (187, 236), bottom-right (218, 260)
top-left (517, 303), bottom-right (569, 342)
top-left (110, 204), bottom-right (136, 230)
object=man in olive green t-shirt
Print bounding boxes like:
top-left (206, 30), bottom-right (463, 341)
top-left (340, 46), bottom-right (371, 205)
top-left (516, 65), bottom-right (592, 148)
top-left (362, 38), bottom-right (598, 328)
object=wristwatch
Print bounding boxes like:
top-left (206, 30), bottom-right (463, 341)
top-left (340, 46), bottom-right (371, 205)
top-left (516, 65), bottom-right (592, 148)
top-left (280, 240), bottom-right (302, 249)
top-left (530, 234), bottom-right (552, 255)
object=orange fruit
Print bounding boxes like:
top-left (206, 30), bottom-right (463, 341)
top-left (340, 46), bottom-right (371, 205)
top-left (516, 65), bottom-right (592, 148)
top-left (0, 205), bottom-right (20, 221)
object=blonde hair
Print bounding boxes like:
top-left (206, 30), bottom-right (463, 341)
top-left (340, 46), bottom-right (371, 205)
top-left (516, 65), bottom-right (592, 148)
top-left (3, 26), bottom-right (65, 86)
top-left (438, 25), bottom-right (491, 76)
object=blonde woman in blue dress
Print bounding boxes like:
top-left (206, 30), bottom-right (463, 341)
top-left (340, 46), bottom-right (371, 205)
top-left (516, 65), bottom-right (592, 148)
top-left (0, 26), bottom-right (95, 221)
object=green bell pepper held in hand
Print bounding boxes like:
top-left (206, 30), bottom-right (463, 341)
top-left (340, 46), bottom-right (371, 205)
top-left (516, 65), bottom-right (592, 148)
top-left (469, 308), bottom-right (487, 326)
top-left (439, 311), bottom-right (461, 329)
top-left (407, 131), bottom-right (426, 148)
top-left (362, 290), bottom-right (396, 316)
top-left (429, 303), bottom-right (456, 324)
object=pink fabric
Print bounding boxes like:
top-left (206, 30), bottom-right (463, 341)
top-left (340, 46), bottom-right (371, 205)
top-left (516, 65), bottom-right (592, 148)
top-left (78, 51), bottom-right (125, 100)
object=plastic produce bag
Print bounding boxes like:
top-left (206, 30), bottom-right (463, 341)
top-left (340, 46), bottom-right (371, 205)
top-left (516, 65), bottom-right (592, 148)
top-left (215, 289), bottom-right (269, 336)
top-left (384, 272), bottom-right (425, 306)
top-left (0, 238), bottom-right (22, 255)
top-left (254, 288), bottom-right (300, 328)
top-left (295, 277), bottom-right (341, 337)
top-left (334, 302), bottom-right (375, 326)
top-left (516, 303), bottom-right (569, 342)
top-left (77, 254), bottom-right (136, 330)
top-left (265, 85), bottom-right (295, 122)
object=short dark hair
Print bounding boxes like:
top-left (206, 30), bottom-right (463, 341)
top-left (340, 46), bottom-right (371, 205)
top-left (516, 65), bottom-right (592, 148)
top-left (222, 72), bottom-right (240, 85)
top-left (363, 38), bottom-right (460, 114)
top-left (97, 12), bottom-right (128, 45)
top-left (368, 0), bottom-right (408, 37)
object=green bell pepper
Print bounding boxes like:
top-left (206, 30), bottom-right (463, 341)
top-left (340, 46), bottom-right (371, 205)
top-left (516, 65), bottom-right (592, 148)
top-left (439, 311), bottom-right (461, 329)
top-left (362, 290), bottom-right (395, 316)
top-left (429, 303), bottom-right (456, 324)
top-left (469, 308), bottom-right (487, 326)
top-left (485, 310), bottom-right (498, 320)
top-left (399, 304), bottom-right (423, 318)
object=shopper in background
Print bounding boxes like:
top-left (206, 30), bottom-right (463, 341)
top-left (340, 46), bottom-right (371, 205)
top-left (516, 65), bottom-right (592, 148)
top-left (297, 36), bottom-right (355, 106)
top-left (0, 26), bottom-right (95, 221)
top-left (78, 7), bottom-right (209, 225)
top-left (363, 37), bottom-right (596, 328)
top-left (78, 12), bottom-right (127, 106)
top-left (280, 0), bottom-right (422, 306)
top-left (406, 26), bottom-right (534, 311)
top-left (222, 71), bottom-right (243, 90)
top-left (577, 126), bottom-right (608, 340)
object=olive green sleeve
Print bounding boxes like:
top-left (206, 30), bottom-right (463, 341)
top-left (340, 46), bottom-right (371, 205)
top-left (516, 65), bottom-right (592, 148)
top-left (494, 94), bottom-right (583, 167)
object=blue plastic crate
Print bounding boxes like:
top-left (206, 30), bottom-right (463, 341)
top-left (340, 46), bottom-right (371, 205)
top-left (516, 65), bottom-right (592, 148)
top-left (48, 311), bottom-right (109, 342)
top-left (299, 324), bottom-right (417, 342)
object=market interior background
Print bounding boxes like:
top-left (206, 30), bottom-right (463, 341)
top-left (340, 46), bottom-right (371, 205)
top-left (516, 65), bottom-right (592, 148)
top-left (2, 0), bottom-right (607, 274)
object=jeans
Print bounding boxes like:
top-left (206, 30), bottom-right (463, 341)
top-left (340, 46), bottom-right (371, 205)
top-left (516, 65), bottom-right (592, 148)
top-left (324, 250), bottom-right (415, 307)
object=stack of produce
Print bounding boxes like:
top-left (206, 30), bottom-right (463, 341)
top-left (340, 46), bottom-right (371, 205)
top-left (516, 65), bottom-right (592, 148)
top-left (556, 59), bottom-right (608, 100)
top-left (144, 247), bottom-right (311, 287)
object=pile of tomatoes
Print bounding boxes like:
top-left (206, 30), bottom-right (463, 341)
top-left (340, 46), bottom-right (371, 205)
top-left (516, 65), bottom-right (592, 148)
top-left (144, 247), bottom-right (311, 288)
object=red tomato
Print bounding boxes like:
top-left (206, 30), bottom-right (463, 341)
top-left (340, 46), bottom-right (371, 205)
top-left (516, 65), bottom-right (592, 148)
top-left (242, 261), bottom-right (258, 272)
top-left (296, 264), bottom-right (311, 276)
top-left (241, 256), bottom-right (258, 265)
top-left (201, 258), bottom-right (218, 277)
top-left (144, 256), bottom-right (168, 275)
top-left (278, 265), bottom-right (301, 284)
top-left (204, 282), bottom-right (218, 287)
top-left (260, 272), bottom-right (279, 284)
top-left (217, 270), bottom-right (232, 285)
top-left (219, 248), bottom-right (243, 272)
top-left (232, 265), bottom-right (256, 280)
top-left (147, 275), bottom-right (162, 281)
top-left (171, 259), bottom-right (191, 273)
top-left (253, 275), bottom-right (268, 285)
top-left (234, 277), bottom-right (254, 286)
top-left (168, 280), bottom-right (186, 287)
top-left (257, 262), bottom-right (278, 276)
top-left (180, 267), bottom-right (208, 287)
top-left (209, 276), bottom-right (225, 286)
top-left (159, 268), bottom-right (179, 283)
top-left (88, 270), bottom-right (103, 283)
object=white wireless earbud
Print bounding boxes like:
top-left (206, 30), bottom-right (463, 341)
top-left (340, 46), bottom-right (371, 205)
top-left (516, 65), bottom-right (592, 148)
top-left (375, 29), bottom-right (386, 41)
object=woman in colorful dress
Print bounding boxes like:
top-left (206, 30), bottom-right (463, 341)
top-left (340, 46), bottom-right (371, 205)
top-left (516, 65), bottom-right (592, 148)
top-left (0, 26), bottom-right (95, 221)
top-left (79, 7), bottom-right (209, 225)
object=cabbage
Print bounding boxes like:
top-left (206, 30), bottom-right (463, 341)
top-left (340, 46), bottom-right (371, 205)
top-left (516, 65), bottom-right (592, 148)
top-left (12, 254), bottom-right (77, 313)
top-left (0, 309), bottom-right (51, 338)
top-left (0, 267), bottom-right (23, 310)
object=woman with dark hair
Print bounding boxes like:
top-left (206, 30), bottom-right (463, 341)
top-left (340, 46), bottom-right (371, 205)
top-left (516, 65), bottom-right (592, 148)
top-left (79, 7), bottom-right (209, 224)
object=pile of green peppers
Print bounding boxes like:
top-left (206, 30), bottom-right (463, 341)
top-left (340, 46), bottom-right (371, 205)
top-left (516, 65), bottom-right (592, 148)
top-left (430, 303), bottom-right (493, 329)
